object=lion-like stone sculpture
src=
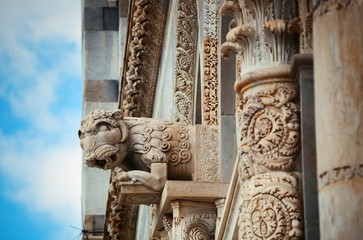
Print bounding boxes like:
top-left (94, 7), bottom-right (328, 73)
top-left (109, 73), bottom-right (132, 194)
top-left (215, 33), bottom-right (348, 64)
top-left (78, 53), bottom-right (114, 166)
top-left (79, 109), bottom-right (219, 191)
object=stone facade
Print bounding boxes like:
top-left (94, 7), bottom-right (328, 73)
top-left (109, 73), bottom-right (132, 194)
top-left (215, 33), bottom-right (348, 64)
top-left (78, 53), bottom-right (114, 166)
top-left (80, 0), bottom-right (363, 239)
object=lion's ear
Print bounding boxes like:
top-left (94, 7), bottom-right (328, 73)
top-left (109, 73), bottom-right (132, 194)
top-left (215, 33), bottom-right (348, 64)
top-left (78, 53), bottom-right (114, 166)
top-left (119, 120), bottom-right (129, 143)
top-left (112, 109), bottom-right (124, 120)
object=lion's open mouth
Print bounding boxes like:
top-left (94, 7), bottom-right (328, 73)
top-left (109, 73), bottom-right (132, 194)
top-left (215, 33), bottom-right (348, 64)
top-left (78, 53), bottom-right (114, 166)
top-left (84, 145), bottom-right (120, 169)
top-left (94, 154), bottom-right (118, 168)
top-left (96, 159), bottom-right (107, 167)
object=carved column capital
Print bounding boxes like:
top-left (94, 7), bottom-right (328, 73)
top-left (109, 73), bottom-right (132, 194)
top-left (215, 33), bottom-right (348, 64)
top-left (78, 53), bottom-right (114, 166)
top-left (171, 201), bottom-right (217, 240)
top-left (220, 0), bottom-right (298, 73)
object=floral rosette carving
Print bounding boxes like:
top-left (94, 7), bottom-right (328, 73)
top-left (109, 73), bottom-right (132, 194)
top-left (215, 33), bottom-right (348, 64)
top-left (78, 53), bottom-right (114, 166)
top-left (239, 173), bottom-right (303, 239)
top-left (238, 85), bottom-right (300, 180)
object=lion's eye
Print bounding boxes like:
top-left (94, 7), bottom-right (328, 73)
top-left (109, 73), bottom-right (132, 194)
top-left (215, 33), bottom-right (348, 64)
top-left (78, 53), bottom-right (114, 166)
top-left (99, 124), bottom-right (110, 131)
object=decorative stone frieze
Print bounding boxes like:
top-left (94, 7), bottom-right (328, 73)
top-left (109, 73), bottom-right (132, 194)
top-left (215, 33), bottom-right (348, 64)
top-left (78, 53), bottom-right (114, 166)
top-left (238, 84), bottom-right (300, 180)
top-left (120, 0), bottom-right (167, 117)
top-left (220, 1), bottom-right (303, 239)
top-left (174, 0), bottom-right (198, 124)
top-left (150, 181), bottom-right (229, 239)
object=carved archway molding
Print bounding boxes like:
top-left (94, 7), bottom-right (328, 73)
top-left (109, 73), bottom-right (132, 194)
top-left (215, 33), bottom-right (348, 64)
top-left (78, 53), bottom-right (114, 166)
top-left (119, 0), bottom-right (168, 118)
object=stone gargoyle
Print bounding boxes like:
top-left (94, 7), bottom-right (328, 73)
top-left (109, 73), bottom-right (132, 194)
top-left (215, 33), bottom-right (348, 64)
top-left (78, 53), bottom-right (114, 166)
top-left (78, 109), bottom-right (219, 192)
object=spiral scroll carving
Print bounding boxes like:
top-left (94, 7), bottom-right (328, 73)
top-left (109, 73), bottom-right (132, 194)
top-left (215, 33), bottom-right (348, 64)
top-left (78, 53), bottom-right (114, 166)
top-left (239, 84), bottom-right (300, 180)
top-left (180, 212), bottom-right (216, 240)
top-left (133, 121), bottom-right (192, 167)
top-left (188, 226), bottom-right (210, 240)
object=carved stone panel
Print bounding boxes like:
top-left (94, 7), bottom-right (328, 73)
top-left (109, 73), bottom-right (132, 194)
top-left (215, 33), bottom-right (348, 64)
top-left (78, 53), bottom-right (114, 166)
top-left (174, 0), bottom-right (198, 124)
top-left (201, 0), bottom-right (224, 126)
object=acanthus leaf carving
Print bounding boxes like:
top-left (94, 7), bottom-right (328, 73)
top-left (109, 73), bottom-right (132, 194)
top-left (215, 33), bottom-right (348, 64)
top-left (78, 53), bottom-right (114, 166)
top-left (220, 0), bottom-right (298, 72)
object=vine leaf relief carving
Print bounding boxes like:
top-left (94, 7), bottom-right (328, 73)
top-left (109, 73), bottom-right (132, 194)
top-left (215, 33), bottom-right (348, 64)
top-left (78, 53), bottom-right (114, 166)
top-left (174, 0), bottom-right (198, 124)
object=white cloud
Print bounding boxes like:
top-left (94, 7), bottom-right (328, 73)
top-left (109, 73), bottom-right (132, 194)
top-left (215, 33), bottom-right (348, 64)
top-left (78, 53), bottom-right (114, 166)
top-left (0, 0), bottom-right (81, 45)
top-left (0, 113), bottom-right (83, 238)
top-left (0, 0), bottom-right (84, 239)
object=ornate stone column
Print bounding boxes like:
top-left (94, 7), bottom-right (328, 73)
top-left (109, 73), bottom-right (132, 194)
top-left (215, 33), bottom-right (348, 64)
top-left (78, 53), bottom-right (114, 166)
top-left (220, 1), bottom-right (304, 239)
top-left (313, 1), bottom-right (363, 239)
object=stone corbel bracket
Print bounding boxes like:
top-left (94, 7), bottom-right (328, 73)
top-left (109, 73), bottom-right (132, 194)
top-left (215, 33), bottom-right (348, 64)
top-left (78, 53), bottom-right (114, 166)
top-left (79, 109), bottom-right (220, 205)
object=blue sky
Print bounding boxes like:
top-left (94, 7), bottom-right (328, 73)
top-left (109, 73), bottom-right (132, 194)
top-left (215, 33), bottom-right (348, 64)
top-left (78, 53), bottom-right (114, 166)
top-left (0, 0), bottom-right (83, 239)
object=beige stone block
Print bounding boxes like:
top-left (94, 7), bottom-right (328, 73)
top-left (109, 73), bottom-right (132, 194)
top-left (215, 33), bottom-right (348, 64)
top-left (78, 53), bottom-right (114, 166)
top-left (314, 4), bottom-right (363, 173)
top-left (319, 178), bottom-right (363, 240)
top-left (150, 181), bottom-right (229, 238)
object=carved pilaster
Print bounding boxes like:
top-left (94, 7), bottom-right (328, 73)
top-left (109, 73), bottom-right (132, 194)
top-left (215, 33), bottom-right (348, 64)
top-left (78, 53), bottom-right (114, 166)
top-left (220, 1), bottom-right (303, 239)
top-left (174, 0), bottom-right (198, 124)
top-left (201, 0), bottom-right (224, 126)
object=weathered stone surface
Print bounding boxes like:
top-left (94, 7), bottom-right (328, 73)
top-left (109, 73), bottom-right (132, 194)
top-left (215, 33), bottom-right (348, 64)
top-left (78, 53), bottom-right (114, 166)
top-left (292, 53), bottom-right (320, 240)
top-left (150, 181), bottom-right (229, 238)
top-left (314, 2), bottom-right (363, 239)
top-left (83, 31), bottom-right (119, 81)
top-left (82, 166), bottom-right (110, 215)
top-left (84, 80), bottom-right (119, 102)
top-left (103, 7), bottom-right (118, 30)
top-left (84, 7), bottom-right (103, 30)
top-left (220, 1), bottom-right (303, 239)
top-left (83, 102), bottom-right (118, 116)
top-left (219, 115), bottom-right (236, 182)
top-left (84, 0), bottom-right (108, 8)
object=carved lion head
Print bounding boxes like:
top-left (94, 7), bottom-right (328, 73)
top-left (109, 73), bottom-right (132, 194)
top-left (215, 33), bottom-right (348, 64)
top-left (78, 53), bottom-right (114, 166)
top-left (78, 109), bottom-right (129, 170)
